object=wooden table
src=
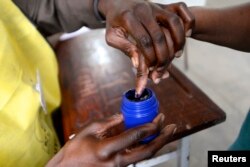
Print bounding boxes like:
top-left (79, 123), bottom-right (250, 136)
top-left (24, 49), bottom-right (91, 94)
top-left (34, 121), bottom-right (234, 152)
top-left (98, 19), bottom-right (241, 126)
top-left (55, 29), bottom-right (226, 144)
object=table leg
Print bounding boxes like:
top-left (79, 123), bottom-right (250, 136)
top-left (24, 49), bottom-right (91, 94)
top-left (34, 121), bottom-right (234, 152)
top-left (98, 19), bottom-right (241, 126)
top-left (177, 137), bottom-right (190, 167)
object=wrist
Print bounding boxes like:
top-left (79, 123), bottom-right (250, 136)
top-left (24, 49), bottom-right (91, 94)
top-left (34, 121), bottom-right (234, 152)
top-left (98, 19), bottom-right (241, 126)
top-left (188, 6), bottom-right (207, 37)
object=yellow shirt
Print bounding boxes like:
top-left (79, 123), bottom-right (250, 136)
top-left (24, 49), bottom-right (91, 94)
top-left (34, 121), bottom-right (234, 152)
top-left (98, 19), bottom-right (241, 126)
top-left (0, 1), bottom-right (61, 166)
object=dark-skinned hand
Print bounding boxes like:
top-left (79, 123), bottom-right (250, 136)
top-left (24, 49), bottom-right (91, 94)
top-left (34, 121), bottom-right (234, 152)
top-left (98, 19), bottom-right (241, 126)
top-left (98, 0), bottom-right (194, 96)
top-left (46, 113), bottom-right (176, 167)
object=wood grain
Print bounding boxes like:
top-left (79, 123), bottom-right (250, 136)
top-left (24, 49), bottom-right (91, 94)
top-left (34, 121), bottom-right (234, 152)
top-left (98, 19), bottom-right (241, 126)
top-left (55, 29), bottom-right (226, 144)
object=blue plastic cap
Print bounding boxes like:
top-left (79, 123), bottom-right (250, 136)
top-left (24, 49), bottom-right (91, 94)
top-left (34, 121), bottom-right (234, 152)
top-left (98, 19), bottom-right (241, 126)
top-left (121, 88), bottom-right (159, 143)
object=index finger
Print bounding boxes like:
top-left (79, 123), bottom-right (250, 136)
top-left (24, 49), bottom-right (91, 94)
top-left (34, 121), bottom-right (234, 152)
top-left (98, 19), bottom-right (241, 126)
top-left (135, 55), bottom-right (149, 97)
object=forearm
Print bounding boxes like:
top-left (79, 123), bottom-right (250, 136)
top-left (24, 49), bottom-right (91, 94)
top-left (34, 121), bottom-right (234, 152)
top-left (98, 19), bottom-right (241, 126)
top-left (189, 3), bottom-right (250, 52)
top-left (13, 0), bottom-right (105, 36)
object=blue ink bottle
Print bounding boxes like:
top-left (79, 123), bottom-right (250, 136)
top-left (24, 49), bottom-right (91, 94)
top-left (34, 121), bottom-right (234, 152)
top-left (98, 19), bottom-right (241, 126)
top-left (121, 88), bottom-right (159, 143)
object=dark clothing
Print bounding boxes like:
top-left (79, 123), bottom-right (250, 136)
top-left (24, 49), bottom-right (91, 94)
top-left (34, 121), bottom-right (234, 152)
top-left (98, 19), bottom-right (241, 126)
top-left (13, 0), bottom-right (104, 36)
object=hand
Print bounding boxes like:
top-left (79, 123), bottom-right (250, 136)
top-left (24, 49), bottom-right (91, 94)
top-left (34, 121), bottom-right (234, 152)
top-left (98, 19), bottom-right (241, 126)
top-left (46, 113), bottom-right (176, 167)
top-left (98, 0), bottom-right (186, 96)
top-left (159, 2), bottom-right (195, 37)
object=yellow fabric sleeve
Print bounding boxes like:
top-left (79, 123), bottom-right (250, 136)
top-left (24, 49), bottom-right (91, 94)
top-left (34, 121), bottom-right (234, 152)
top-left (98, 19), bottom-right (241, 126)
top-left (0, 1), bottom-right (61, 166)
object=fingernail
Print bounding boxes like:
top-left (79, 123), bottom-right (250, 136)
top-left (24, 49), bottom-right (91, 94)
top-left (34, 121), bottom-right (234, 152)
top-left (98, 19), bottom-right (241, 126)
top-left (135, 57), bottom-right (139, 68)
top-left (125, 148), bottom-right (132, 153)
top-left (162, 72), bottom-right (169, 79)
top-left (175, 50), bottom-right (183, 58)
top-left (157, 67), bottom-right (165, 72)
top-left (173, 127), bottom-right (177, 135)
top-left (113, 113), bottom-right (123, 119)
top-left (166, 124), bottom-right (177, 131)
top-left (149, 66), bottom-right (154, 71)
top-left (186, 29), bottom-right (192, 37)
top-left (160, 113), bottom-right (165, 124)
top-left (69, 134), bottom-right (76, 140)
top-left (154, 78), bottom-right (161, 84)
top-left (131, 57), bottom-right (138, 68)
top-left (159, 114), bottom-right (165, 129)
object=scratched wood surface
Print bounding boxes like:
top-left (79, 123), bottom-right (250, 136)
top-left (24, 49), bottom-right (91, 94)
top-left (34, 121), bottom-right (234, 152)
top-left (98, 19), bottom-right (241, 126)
top-left (55, 29), bottom-right (226, 143)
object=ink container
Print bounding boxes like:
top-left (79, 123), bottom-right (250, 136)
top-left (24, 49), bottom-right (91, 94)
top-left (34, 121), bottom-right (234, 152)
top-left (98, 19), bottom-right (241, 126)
top-left (121, 88), bottom-right (159, 143)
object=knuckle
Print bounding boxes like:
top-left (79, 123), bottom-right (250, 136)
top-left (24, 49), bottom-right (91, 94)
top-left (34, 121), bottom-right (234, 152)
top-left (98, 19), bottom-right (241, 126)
top-left (121, 10), bottom-right (131, 19)
top-left (144, 123), bottom-right (159, 134)
top-left (169, 15), bottom-right (180, 27)
top-left (133, 128), bottom-right (147, 140)
top-left (177, 2), bottom-right (187, 7)
top-left (121, 10), bottom-right (133, 25)
top-left (137, 123), bottom-right (158, 137)
top-left (89, 122), bottom-right (102, 131)
top-left (136, 70), bottom-right (147, 78)
top-left (153, 32), bottom-right (165, 44)
top-left (96, 148), bottom-right (110, 160)
top-left (139, 36), bottom-right (153, 49)
top-left (134, 3), bottom-right (148, 13)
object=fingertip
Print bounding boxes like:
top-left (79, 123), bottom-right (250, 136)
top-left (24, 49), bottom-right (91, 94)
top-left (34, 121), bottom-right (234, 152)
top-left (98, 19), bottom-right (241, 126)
top-left (163, 124), bottom-right (177, 136)
top-left (154, 78), bottom-right (161, 84)
top-left (167, 124), bottom-right (177, 129)
top-left (160, 113), bottom-right (165, 124)
top-left (131, 57), bottom-right (137, 68)
top-left (112, 113), bottom-right (123, 120)
top-left (153, 113), bottom-right (164, 122)
top-left (151, 72), bottom-right (161, 84)
top-left (135, 88), bottom-right (144, 98)
top-left (162, 71), bottom-right (170, 79)
top-left (149, 66), bottom-right (154, 71)
top-left (135, 76), bottom-right (148, 97)
top-left (175, 50), bottom-right (183, 58)
top-left (153, 113), bottom-right (165, 130)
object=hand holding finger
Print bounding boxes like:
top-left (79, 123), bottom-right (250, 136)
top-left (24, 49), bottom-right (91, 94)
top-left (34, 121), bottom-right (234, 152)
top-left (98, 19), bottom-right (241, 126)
top-left (160, 2), bottom-right (195, 37)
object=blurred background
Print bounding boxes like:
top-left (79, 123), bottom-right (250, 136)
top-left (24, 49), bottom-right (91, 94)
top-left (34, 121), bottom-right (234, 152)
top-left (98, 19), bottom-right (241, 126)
top-left (150, 0), bottom-right (250, 166)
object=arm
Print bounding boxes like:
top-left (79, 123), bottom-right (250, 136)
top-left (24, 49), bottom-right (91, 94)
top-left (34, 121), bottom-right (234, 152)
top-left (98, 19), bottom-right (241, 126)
top-left (190, 3), bottom-right (250, 52)
top-left (13, 0), bottom-right (191, 95)
top-left (13, 0), bottom-right (105, 36)
top-left (46, 113), bottom-right (176, 167)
